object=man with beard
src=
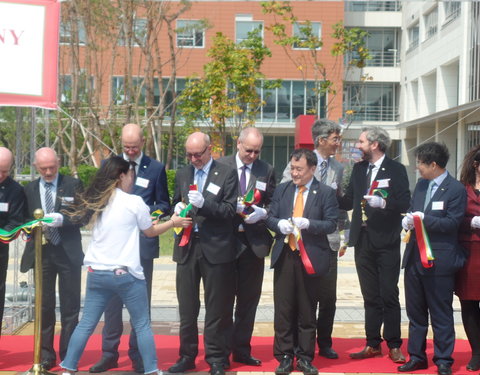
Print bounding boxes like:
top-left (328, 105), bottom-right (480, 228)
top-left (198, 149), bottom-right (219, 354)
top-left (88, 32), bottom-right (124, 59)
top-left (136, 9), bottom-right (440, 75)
top-left (338, 127), bottom-right (410, 363)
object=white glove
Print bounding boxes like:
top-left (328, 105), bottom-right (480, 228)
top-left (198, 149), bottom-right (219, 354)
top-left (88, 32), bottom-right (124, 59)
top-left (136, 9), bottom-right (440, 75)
top-left (343, 229), bottom-right (350, 244)
top-left (402, 215), bottom-right (413, 231)
top-left (174, 202), bottom-right (186, 215)
top-left (471, 216), bottom-right (480, 229)
top-left (412, 211), bottom-right (424, 220)
top-left (188, 190), bottom-right (205, 208)
top-left (44, 212), bottom-right (63, 227)
top-left (244, 204), bottom-right (267, 224)
top-left (363, 195), bottom-right (386, 209)
top-left (236, 201), bottom-right (245, 214)
top-left (292, 217), bottom-right (310, 230)
top-left (278, 219), bottom-right (294, 235)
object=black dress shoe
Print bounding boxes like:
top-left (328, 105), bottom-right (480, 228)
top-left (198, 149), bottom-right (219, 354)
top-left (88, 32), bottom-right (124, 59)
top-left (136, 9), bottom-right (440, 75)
top-left (40, 359), bottom-right (56, 370)
top-left (275, 355), bottom-right (293, 375)
top-left (209, 362), bottom-right (225, 375)
top-left (132, 359), bottom-right (144, 374)
top-left (398, 359), bottom-right (428, 372)
top-left (296, 358), bottom-right (318, 375)
top-left (467, 355), bottom-right (480, 371)
top-left (232, 354), bottom-right (262, 366)
top-left (89, 356), bottom-right (119, 373)
top-left (437, 363), bottom-right (452, 375)
top-left (319, 347), bottom-right (338, 359)
top-left (168, 357), bottom-right (196, 373)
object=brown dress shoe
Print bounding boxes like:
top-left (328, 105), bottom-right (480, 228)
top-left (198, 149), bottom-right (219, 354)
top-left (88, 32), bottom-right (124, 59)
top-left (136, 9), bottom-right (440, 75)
top-left (388, 348), bottom-right (406, 363)
top-left (349, 345), bottom-right (382, 359)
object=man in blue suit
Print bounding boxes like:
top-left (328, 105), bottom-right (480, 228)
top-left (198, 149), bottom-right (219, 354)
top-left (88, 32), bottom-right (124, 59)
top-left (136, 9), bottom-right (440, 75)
top-left (399, 142), bottom-right (467, 375)
top-left (89, 123), bottom-right (171, 373)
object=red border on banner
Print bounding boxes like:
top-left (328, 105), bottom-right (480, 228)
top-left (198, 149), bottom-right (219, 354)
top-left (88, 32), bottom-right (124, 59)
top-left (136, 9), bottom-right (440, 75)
top-left (0, 0), bottom-right (59, 109)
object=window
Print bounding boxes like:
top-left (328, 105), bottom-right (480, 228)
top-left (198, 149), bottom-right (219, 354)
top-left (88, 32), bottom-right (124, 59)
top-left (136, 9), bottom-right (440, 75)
top-left (362, 28), bottom-right (397, 67)
top-left (235, 17), bottom-right (263, 43)
top-left (293, 22), bottom-right (321, 50)
top-left (118, 19), bottom-right (147, 46)
top-left (59, 20), bottom-right (86, 45)
top-left (407, 24), bottom-right (419, 51)
top-left (176, 20), bottom-right (204, 48)
top-left (59, 74), bottom-right (92, 104)
top-left (424, 7), bottom-right (438, 40)
top-left (345, 1), bottom-right (401, 12)
top-left (444, 2), bottom-right (461, 25)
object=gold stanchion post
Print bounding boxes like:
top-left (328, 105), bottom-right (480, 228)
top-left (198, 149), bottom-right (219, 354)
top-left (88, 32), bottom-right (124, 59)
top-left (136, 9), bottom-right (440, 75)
top-left (25, 209), bottom-right (54, 375)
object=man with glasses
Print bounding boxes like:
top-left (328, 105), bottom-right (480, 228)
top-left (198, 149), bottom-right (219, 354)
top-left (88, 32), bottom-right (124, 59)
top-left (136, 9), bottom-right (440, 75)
top-left (169, 132), bottom-right (238, 375)
top-left (281, 119), bottom-right (349, 360)
top-left (89, 123), bottom-right (170, 373)
top-left (218, 127), bottom-right (276, 366)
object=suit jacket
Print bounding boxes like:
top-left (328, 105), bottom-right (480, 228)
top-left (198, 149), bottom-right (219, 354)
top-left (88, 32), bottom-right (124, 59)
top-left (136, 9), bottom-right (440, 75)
top-left (20, 174), bottom-right (84, 272)
top-left (402, 173), bottom-right (467, 276)
top-left (339, 157), bottom-right (410, 249)
top-left (217, 154), bottom-right (275, 258)
top-left (281, 153), bottom-right (346, 251)
top-left (172, 159), bottom-right (238, 265)
top-left (266, 178), bottom-right (338, 276)
top-left (131, 154), bottom-right (171, 259)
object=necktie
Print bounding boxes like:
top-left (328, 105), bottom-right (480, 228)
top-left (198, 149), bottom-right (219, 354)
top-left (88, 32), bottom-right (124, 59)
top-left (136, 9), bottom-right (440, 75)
top-left (196, 169), bottom-right (205, 193)
top-left (289, 185), bottom-right (306, 250)
top-left (240, 165), bottom-right (247, 195)
top-left (365, 164), bottom-right (374, 194)
top-left (130, 161), bottom-right (137, 182)
top-left (320, 160), bottom-right (328, 184)
top-left (45, 183), bottom-right (60, 245)
top-left (424, 180), bottom-right (436, 210)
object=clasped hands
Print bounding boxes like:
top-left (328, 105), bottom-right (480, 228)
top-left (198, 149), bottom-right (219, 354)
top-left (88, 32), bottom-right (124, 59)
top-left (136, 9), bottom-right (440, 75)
top-left (401, 211), bottom-right (425, 231)
top-left (236, 202), bottom-right (267, 224)
top-left (363, 195), bottom-right (386, 209)
top-left (277, 217), bottom-right (309, 235)
top-left (44, 212), bottom-right (63, 227)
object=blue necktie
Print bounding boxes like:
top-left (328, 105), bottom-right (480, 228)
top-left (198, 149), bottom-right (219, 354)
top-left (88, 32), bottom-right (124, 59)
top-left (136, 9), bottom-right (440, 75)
top-left (424, 180), bottom-right (436, 210)
top-left (196, 169), bottom-right (205, 193)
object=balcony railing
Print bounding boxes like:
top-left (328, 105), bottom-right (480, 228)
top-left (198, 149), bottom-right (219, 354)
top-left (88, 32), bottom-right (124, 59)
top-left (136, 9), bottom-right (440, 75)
top-left (345, 1), bottom-right (402, 12)
top-left (347, 105), bottom-right (398, 122)
top-left (346, 49), bottom-right (399, 68)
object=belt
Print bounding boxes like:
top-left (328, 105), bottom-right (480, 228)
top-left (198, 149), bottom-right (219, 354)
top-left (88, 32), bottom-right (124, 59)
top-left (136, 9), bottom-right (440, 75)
top-left (88, 266), bottom-right (128, 274)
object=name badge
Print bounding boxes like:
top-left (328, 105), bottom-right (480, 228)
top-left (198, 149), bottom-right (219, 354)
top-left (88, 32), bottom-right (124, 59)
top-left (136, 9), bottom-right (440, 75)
top-left (432, 201), bottom-right (444, 210)
top-left (256, 181), bottom-right (266, 191)
top-left (376, 178), bottom-right (390, 188)
top-left (135, 177), bottom-right (149, 188)
top-left (206, 182), bottom-right (220, 195)
top-left (0, 202), bottom-right (8, 212)
top-left (61, 197), bottom-right (74, 203)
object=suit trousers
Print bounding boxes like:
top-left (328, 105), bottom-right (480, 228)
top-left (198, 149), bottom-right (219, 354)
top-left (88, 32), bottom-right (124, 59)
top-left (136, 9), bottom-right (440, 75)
top-left (404, 265), bottom-right (455, 366)
top-left (176, 236), bottom-right (235, 364)
top-left (41, 243), bottom-right (81, 362)
top-left (274, 247), bottom-right (316, 362)
top-left (100, 256), bottom-right (154, 362)
top-left (354, 229), bottom-right (402, 348)
top-left (231, 241), bottom-right (265, 358)
top-left (0, 244), bottom-right (8, 337)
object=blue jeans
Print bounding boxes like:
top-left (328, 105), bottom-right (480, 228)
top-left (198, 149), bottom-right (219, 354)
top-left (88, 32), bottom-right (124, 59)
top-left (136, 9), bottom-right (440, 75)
top-left (60, 270), bottom-right (158, 373)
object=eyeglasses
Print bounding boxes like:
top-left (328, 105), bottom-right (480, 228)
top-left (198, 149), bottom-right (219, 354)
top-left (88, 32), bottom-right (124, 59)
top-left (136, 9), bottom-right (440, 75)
top-left (123, 145), bottom-right (140, 152)
top-left (186, 146), bottom-right (208, 159)
top-left (244, 149), bottom-right (260, 155)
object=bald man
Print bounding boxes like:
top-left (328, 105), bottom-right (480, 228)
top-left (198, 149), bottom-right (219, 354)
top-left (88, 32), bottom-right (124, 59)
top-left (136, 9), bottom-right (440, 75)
top-left (20, 147), bottom-right (84, 370)
top-left (169, 132), bottom-right (238, 375)
top-left (0, 147), bottom-right (25, 339)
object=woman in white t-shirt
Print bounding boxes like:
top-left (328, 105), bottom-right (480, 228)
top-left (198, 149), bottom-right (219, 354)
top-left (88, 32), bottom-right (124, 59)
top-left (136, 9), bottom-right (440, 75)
top-left (60, 156), bottom-right (191, 375)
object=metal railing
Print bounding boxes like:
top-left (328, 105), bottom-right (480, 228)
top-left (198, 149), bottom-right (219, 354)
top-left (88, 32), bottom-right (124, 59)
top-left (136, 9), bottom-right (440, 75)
top-left (345, 1), bottom-right (401, 12)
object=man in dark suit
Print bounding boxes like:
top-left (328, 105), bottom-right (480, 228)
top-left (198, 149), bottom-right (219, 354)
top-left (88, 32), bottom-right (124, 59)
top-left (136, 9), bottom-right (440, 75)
top-left (0, 147), bottom-right (25, 338)
top-left (217, 127), bottom-right (275, 366)
top-left (168, 132), bottom-right (238, 375)
top-left (89, 123), bottom-right (171, 373)
top-left (20, 147), bottom-right (84, 370)
top-left (399, 142), bottom-right (466, 375)
top-left (281, 119), bottom-right (349, 359)
top-left (266, 148), bottom-right (338, 375)
top-left (338, 127), bottom-right (410, 363)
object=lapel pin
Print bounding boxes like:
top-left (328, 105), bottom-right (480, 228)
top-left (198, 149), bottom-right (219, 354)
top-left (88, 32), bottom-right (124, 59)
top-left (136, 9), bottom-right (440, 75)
top-left (381, 167), bottom-right (385, 171)
top-left (214, 171), bottom-right (218, 175)
top-left (313, 190), bottom-right (317, 194)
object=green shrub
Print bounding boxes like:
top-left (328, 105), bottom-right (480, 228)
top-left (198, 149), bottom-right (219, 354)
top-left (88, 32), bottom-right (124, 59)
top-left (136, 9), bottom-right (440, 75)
top-left (59, 165), bottom-right (99, 187)
top-left (166, 169), bottom-right (176, 200)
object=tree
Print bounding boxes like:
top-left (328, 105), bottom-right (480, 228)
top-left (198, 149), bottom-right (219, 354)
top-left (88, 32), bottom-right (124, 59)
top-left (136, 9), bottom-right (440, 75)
top-left (179, 29), bottom-right (277, 153)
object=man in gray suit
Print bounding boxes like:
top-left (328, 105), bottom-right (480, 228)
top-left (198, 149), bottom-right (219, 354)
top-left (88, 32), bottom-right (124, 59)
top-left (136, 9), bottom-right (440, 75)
top-left (281, 119), bottom-right (349, 359)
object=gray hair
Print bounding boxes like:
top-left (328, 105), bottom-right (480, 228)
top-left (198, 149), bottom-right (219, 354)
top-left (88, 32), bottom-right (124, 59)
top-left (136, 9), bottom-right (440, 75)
top-left (238, 127), bottom-right (263, 143)
top-left (311, 119), bottom-right (341, 148)
top-left (361, 126), bottom-right (391, 153)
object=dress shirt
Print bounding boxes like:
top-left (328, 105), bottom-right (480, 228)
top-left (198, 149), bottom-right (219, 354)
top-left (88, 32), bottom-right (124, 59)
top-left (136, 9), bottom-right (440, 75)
top-left (368, 154), bottom-right (386, 186)
top-left (292, 178), bottom-right (314, 212)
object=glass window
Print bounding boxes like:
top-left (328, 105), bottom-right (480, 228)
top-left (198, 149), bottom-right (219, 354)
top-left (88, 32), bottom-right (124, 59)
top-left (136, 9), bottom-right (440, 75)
top-left (111, 76), bottom-right (144, 105)
top-left (292, 81), bottom-right (305, 119)
top-left (408, 24), bottom-right (419, 51)
top-left (424, 7), bottom-right (438, 40)
top-left (236, 21), bottom-right (263, 43)
top-left (292, 22), bottom-right (321, 50)
top-left (277, 81), bottom-right (291, 122)
top-left (345, 1), bottom-right (401, 12)
top-left (59, 74), bottom-right (92, 104)
top-left (60, 20), bottom-right (87, 45)
top-left (118, 19), bottom-right (147, 46)
top-left (176, 20), bottom-right (205, 48)
top-left (262, 81), bottom-right (276, 120)
top-left (444, 2), bottom-right (461, 25)
top-left (364, 29), bottom-right (396, 67)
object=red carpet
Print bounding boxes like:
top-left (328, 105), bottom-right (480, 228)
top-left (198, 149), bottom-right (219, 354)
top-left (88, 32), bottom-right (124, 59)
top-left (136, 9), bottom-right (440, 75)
top-left (0, 335), bottom-right (473, 373)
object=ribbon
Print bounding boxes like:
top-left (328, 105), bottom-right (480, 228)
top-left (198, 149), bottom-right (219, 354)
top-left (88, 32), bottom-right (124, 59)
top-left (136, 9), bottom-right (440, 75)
top-left (284, 224), bottom-right (315, 275)
top-left (412, 214), bottom-right (434, 268)
top-left (0, 217), bottom-right (54, 244)
top-left (177, 184), bottom-right (197, 246)
top-left (240, 188), bottom-right (261, 218)
top-left (150, 209), bottom-right (164, 221)
top-left (367, 180), bottom-right (379, 195)
top-left (371, 188), bottom-right (388, 199)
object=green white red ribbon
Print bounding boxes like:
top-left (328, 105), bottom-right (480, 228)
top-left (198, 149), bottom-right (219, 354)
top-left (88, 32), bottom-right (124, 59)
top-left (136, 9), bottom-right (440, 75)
top-left (240, 188), bottom-right (261, 218)
top-left (0, 217), bottom-right (54, 244)
top-left (413, 214), bottom-right (434, 268)
top-left (177, 184), bottom-right (197, 246)
top-left (288, 225), bottom-right (315, 275)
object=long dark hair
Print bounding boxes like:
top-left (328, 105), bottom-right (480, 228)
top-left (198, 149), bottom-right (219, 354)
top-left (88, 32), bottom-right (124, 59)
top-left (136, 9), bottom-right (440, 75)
top-left (460, 145), bottom-right (480, 188)
top-left (70, 156), bottom-right (130, 224)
